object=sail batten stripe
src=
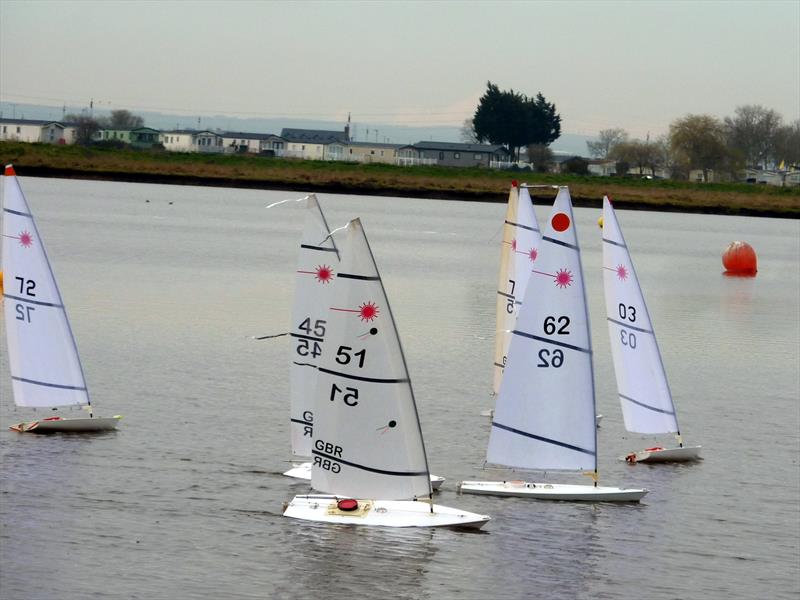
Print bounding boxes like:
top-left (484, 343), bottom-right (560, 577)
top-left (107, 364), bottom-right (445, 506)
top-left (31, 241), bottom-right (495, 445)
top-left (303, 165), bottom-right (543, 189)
top-left (492, 421), bottom-right (595, 456)
top-left (497, 291), bottom-right (513, 299)
top-left (602, 238), bottom-right (627, 248)
top-left (493, 362), bottom-right (505, 369)
top-left (606, 317), bottom-right (653, 334)
top-left (300, 244), bottom-right (338, 253)
top-left (505, 220), bottom-right (539, 233)
top-left (312, 449), bottom-right (427, 477)
top-left (290, 332), bottom-right (323, 342)
top-left (336, 273), bottom-right (380, 281)
top-left (542, 235), bottom-right (579, 250)
top-left (292, 361), bottom-right (318, 369)
top-left (620, 393), bottom-right (675, 415)
top-left (317, 366), bottom-right (408, 384)
top-left (291, 417), bottom-right (313, 426)
top-left (3, 294), bottom-right (63, 308)
top-left (511, 329), bottom-right (591, 353)
top-left (12, 376), bottom-right (86, 391)
top-left (4, 208), bottom-right (32, 217)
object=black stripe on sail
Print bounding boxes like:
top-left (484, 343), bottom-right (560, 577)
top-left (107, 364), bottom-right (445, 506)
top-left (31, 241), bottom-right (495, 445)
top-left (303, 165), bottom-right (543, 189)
top-left (336, 273), bottom-right (380, 281)
top-left (317, 366), bottom-right (409, 384)
top-left (292, 361), bottom-right (318, 369)
top-left (493, 362), bottom-right (505, 369)
top-left (492, 421), bottom-right (595, 456)
top-left (12, 376), bottom-right (86, 391)
top-left (312, 449), bottom-right (428, 477)
top-left (602, 237), bottom-right (626, 248)
top-left (3, 208), bottom-right (32, 217)
top-left (542, 235), bottom-right (579, 250)
top-left (300, 243), bottom-right (338, 253)
top-left (512, 329), bottom-right (591, 354)
top-left (497, 291), bottom-right (513, 299)
top-left (291, 417), bottom-right (313, 426)
top-left (3, 294), bottom-right (63, 308)
top-left (505, 220), bottom-right (540, 233)
top-left (607, 317), bottom-right (653, 334)
top-left (620, 393), bottom-right (675, 415)
top-left (290, 332), bottom-right (323, 342)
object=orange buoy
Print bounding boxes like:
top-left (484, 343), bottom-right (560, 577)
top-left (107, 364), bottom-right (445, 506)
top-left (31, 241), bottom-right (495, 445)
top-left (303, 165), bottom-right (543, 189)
top-left (722, 241), bottom-right (757, 276)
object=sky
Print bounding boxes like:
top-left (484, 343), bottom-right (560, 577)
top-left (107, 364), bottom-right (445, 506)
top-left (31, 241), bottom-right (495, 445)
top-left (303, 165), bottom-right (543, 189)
top-left (1, 0), bottom-right (798, 140)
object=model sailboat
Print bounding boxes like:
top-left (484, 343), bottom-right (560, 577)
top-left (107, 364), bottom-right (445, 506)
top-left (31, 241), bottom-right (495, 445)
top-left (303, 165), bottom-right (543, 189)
top-left (284, 219), bottom-right (488, 527)
top-left (460, 188), bottom-right (645, 501)
top-left (281, 197), bottom-right (444, 488)
top-left (601, 196), bottom-right (701, 463)
top-left (2, 165), bottom-right (120, 433)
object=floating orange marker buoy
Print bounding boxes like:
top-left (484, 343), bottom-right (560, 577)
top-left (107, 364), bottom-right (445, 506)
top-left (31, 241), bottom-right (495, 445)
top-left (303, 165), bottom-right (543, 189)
top-left (722, 241), bottom-right (757, 276)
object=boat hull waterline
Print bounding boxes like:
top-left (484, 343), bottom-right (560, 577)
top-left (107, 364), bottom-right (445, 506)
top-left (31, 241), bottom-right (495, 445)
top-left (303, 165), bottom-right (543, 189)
top-left (623, 445), bottom-right (702, 464)
top-left (283, 462), bottom-right (445, 490)
top-left (9, 416), bottom-right (121, 433)
top-left (458, 480), bottom-right (648, 502)
top-left (284, 494), bottom-right (490, 528)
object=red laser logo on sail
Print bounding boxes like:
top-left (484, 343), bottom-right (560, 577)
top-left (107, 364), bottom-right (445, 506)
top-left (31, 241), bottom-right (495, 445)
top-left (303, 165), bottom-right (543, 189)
top-left (554, 269), bottom-right (573, 288)
top-left (616, 264), bottom-right (628, 280)
top-left (358, 301), bottom-right (379, 322)
top-left (528, 247), bottom-right (538, 262)
top-left (315, 264), bottom-right (333, 284)
top-left (18, 230), bottom-right (33, 248)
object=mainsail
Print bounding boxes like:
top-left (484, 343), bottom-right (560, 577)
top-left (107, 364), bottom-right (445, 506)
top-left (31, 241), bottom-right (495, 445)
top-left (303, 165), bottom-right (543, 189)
top-left (602, 196), bottom-right (679, 435)
top-left (2, 166), bottom-right (90, 408)
top-left (289, 194), bottom-right (339, 457)
top-left (311, 219), bottom-right (431, 500)
top-left (487, 187), bottom-right (596, 472)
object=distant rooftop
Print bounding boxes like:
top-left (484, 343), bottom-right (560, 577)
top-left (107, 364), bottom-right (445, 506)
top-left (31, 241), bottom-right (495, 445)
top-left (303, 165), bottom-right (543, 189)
top-left (411, 141), bottom-right (507, 153)
top-left (281, 127), bottom-right (349, 143)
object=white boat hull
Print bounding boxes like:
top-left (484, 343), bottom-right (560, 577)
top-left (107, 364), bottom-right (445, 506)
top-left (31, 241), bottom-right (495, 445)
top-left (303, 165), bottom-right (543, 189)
top-left (282, 462), bottom-right (445, 490)
top-left (283, 494), bottom-right (489, 529)
top-left (9, 416), bottom-right (121, 433)
top-left (458, 480), bottom-right (648, 502)
top-left (623, 445), bottom-right (702, 464)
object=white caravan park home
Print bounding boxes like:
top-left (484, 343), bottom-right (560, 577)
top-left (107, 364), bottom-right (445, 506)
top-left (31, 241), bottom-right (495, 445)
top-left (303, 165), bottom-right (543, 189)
top-left (0, 118), bottom-right (77, 144)
top-left (161, 130), bottom-right (224, 153)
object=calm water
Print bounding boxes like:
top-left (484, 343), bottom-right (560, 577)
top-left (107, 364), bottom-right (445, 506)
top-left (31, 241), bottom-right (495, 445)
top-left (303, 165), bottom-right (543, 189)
top-left (0, 178), bottom-right (798, 600)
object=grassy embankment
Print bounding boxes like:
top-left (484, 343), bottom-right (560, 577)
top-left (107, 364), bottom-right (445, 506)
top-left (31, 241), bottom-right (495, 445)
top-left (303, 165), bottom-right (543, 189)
top-left (1, 141), bottom-right (797, 217)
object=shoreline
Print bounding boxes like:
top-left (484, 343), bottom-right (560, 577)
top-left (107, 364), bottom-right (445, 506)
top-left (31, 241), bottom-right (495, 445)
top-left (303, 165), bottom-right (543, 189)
top-left (16, 165), bottom-right (797, 219)
top-left (2, 142), bottom-right (797, 218)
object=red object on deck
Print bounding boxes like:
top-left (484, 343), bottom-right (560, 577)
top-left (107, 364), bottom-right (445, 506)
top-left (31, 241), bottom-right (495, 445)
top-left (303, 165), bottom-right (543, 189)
top-left (511, 180), bottom-right (518, 187)
top-left (337, 499), bottom-right (359, 511)
top-left (722, 241), bottom-right (757, 275)
top-left (4, 164), bottom-right (16, 177)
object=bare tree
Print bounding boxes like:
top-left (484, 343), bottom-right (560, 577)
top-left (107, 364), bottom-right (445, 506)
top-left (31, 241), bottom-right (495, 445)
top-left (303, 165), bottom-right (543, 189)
top-left (586, 128), bottom-right (628, 158)
top-left (773, 119), bottom-right (800, 167)
top-left (460, 118), bottom-right (479, 143)
top-left (724, 104), bottom-right (783, 168)
top-left (526, 144), bottom-right (554, 172)
top-left (669, 114), bottom-right (733, 182)
top-left (98, 109), bottom-right (145, 130)
top-left (65, 113), bottom-right (100, 145)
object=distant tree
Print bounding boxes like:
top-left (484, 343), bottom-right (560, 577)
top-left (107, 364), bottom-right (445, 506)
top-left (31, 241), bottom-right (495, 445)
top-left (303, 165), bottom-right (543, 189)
top-left (586, 128), bottom-right (628, 158)
top-left (526, 143), bottom-right (554, 172)
top-left (460, 118), bottom-right (479, 143)
top-left (65, 113), bottom-right (100, 145)
top-left (724, 105), bottom-right (783, 168)
top-left (610, 139), bottom-right (662, 176)
top-left (472, 81), bottom-right (561, 160)
top-left (773, 119), bottom-right (800, 167)
top-left (669, 114), bottom-right (732, 182)
top-left (99, 109), bottom-right (145, 130)
top-left (561, 156), bottom-right (589, 175)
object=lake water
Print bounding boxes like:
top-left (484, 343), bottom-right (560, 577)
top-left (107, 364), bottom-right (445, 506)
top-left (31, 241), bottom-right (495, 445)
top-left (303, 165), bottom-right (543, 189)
top-left (0, 178), bottom-right (798, 600)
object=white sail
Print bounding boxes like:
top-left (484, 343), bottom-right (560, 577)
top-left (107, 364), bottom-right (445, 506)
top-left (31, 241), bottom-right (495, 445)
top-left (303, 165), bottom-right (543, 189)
top-left (311, 218), bottom-right (431, 501)
top-left (487, 187), bottom-right (596, 472)
top-left (602, 196), bottom-right (679, 435)
top-left (493, 183), bottom-right (542, 393)
top-left (289, 195), bottom-right (339, 457)
top-left (2, 166), bottom-right (90, 408)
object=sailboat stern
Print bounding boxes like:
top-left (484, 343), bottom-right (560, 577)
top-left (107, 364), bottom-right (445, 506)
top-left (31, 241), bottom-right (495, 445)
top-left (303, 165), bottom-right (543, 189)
top-left (623, 445), bottom-right (702, 463)
top-left (283, 494), bottom-right (489, 529)
top-left (8, 415), bottom-right (121, 433)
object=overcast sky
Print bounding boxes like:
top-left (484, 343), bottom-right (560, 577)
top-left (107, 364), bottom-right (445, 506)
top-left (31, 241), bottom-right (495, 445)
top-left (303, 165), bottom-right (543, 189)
top-left (1, 0), bottom-right (798, 139)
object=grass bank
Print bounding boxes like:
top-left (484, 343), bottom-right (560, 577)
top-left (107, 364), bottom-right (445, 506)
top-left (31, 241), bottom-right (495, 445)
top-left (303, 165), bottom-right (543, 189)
top-left (1, 141), bottom-right (797, 217)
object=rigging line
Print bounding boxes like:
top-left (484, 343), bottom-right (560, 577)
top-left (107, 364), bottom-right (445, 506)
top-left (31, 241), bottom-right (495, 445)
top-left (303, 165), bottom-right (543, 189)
top-left (265, 195), bottom-right (308, 209)
top-left (251, 332), bottom-right (290, 340)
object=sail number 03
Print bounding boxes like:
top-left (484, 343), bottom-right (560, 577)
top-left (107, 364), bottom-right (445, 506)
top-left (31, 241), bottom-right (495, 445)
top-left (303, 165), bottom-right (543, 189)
top-left (14, 277), bottom-right (37, 323)
top-left (617, 304), bottom-right (637, 350)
